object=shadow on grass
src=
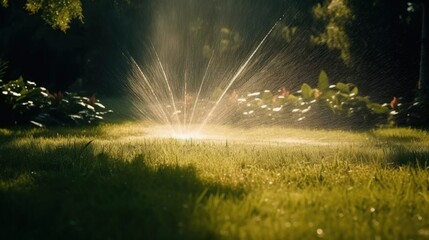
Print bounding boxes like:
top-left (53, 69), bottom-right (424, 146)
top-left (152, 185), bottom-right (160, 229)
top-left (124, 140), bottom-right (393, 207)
top-left (0, 145), bottom-right (242, 239)
top-left (370, 128), bottom-right (429, 143)
top-left (388, 147), bottom-right (429, 168)
top-left (368, 130), bottom-right (429, 167)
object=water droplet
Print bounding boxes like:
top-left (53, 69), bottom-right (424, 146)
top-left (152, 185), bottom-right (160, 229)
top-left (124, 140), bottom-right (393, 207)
top-left (316, 228), bottom-right (324, 237)
top-left (301, 106), bottom-right (311, 113)
top-left (248, 92), bottom-right (260, 97)
top-left (272, 106), bottom-right (282, 112)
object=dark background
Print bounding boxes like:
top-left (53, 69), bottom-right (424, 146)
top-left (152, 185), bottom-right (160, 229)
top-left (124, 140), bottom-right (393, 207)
top-left (0, 0), bottom-right (423, 102)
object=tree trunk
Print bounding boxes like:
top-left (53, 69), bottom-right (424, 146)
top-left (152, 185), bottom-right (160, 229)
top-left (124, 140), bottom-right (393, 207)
top-left (418, 2), bottom-right (429, 98)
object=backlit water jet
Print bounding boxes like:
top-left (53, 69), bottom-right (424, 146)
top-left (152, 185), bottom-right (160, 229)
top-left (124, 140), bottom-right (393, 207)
top-left (126, 0), bottom-right (312, 139)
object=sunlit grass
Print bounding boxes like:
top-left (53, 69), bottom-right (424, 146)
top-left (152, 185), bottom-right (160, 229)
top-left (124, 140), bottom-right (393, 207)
top-left (0, 123), bottom-right (428, 239)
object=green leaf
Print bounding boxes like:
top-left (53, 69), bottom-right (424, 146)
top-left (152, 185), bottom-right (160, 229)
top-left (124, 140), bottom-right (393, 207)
top-left (367, 103), bottom-right (389, 115)
top-left (351, 86), bottom-right (358, 96)
top-left (356, 96), bottom-right (370, 104)
top-left (339, 93), bottom-right (350, 99)
top-left (336, 82), bottom-right (350, 93)
top-left (286, 94), bottom-right (299, 103)
top-left (261, 90), bottom-right (273, 102)
top-left (16, 76), bottom-right (25, 87)
top-left (318, 70), bottom-right (329, 91)
top-left (301, 83), bottom-right (313, 100)
top-left (322, 90), bottom-right (336, 99)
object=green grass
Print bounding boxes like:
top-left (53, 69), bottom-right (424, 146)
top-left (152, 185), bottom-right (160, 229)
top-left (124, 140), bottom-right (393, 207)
top-left (1, 123), bottom-right (428, 239)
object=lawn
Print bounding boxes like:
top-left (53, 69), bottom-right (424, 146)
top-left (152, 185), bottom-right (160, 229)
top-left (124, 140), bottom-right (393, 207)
top-left (0, 123), bottom-right (428, 239)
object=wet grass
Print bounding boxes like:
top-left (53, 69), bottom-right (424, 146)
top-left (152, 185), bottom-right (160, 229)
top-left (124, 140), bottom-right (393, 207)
top-left (0, 123), bottom-right (428, 239)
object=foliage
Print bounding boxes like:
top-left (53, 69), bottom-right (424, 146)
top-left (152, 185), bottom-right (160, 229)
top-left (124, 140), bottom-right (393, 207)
top-left (1, 0), bottom-right (83, 32)
top-left (390, 96), bottom-right (429, 129)
top-left (1, 0), bottom-right (135, 32)
top-left (0, 0), bottom-right (422, 102)
top-left (25, 0), bottom-right (83, 32)
top-left (200, 27), bottom-right (244, 58)
top-left (311, 0), bottom-right (352, 64)
top-left (0, 77), bottom-right (112, 127)
top-left (235, 70), bottom-right (394, 129)
top-left (281, 24), bottom-right (298, 42)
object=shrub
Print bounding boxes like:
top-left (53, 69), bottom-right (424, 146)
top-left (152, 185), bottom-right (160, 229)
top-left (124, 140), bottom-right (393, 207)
top-left (234, 71), bottom-right (396, 129)
top-left (391, 96), bottom-right (429, 129)
top-left (0, 77), bottom-right (112, 127)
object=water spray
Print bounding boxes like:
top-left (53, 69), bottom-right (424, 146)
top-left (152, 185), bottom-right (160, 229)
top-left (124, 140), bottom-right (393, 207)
top-left (198, 13), bottom-right (287, 131)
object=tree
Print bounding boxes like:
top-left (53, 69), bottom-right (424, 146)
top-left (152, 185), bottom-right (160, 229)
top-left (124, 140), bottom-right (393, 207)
top-left (417, 1), bottom-right (428, 99)
top-left (0, 0), bottom-right (424, 101)
top-left (1, 0), bottom-right (83, 32)
top-left (311, 0), bottom-right (352, 64)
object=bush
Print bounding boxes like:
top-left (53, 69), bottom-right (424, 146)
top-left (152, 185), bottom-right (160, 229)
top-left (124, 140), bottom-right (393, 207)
top-left (391, 96), bottom-right (429, 129)
top-left (0, 77), bottom-right (112, 127)
top-left (234, 71), bottom-right (396, 129)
